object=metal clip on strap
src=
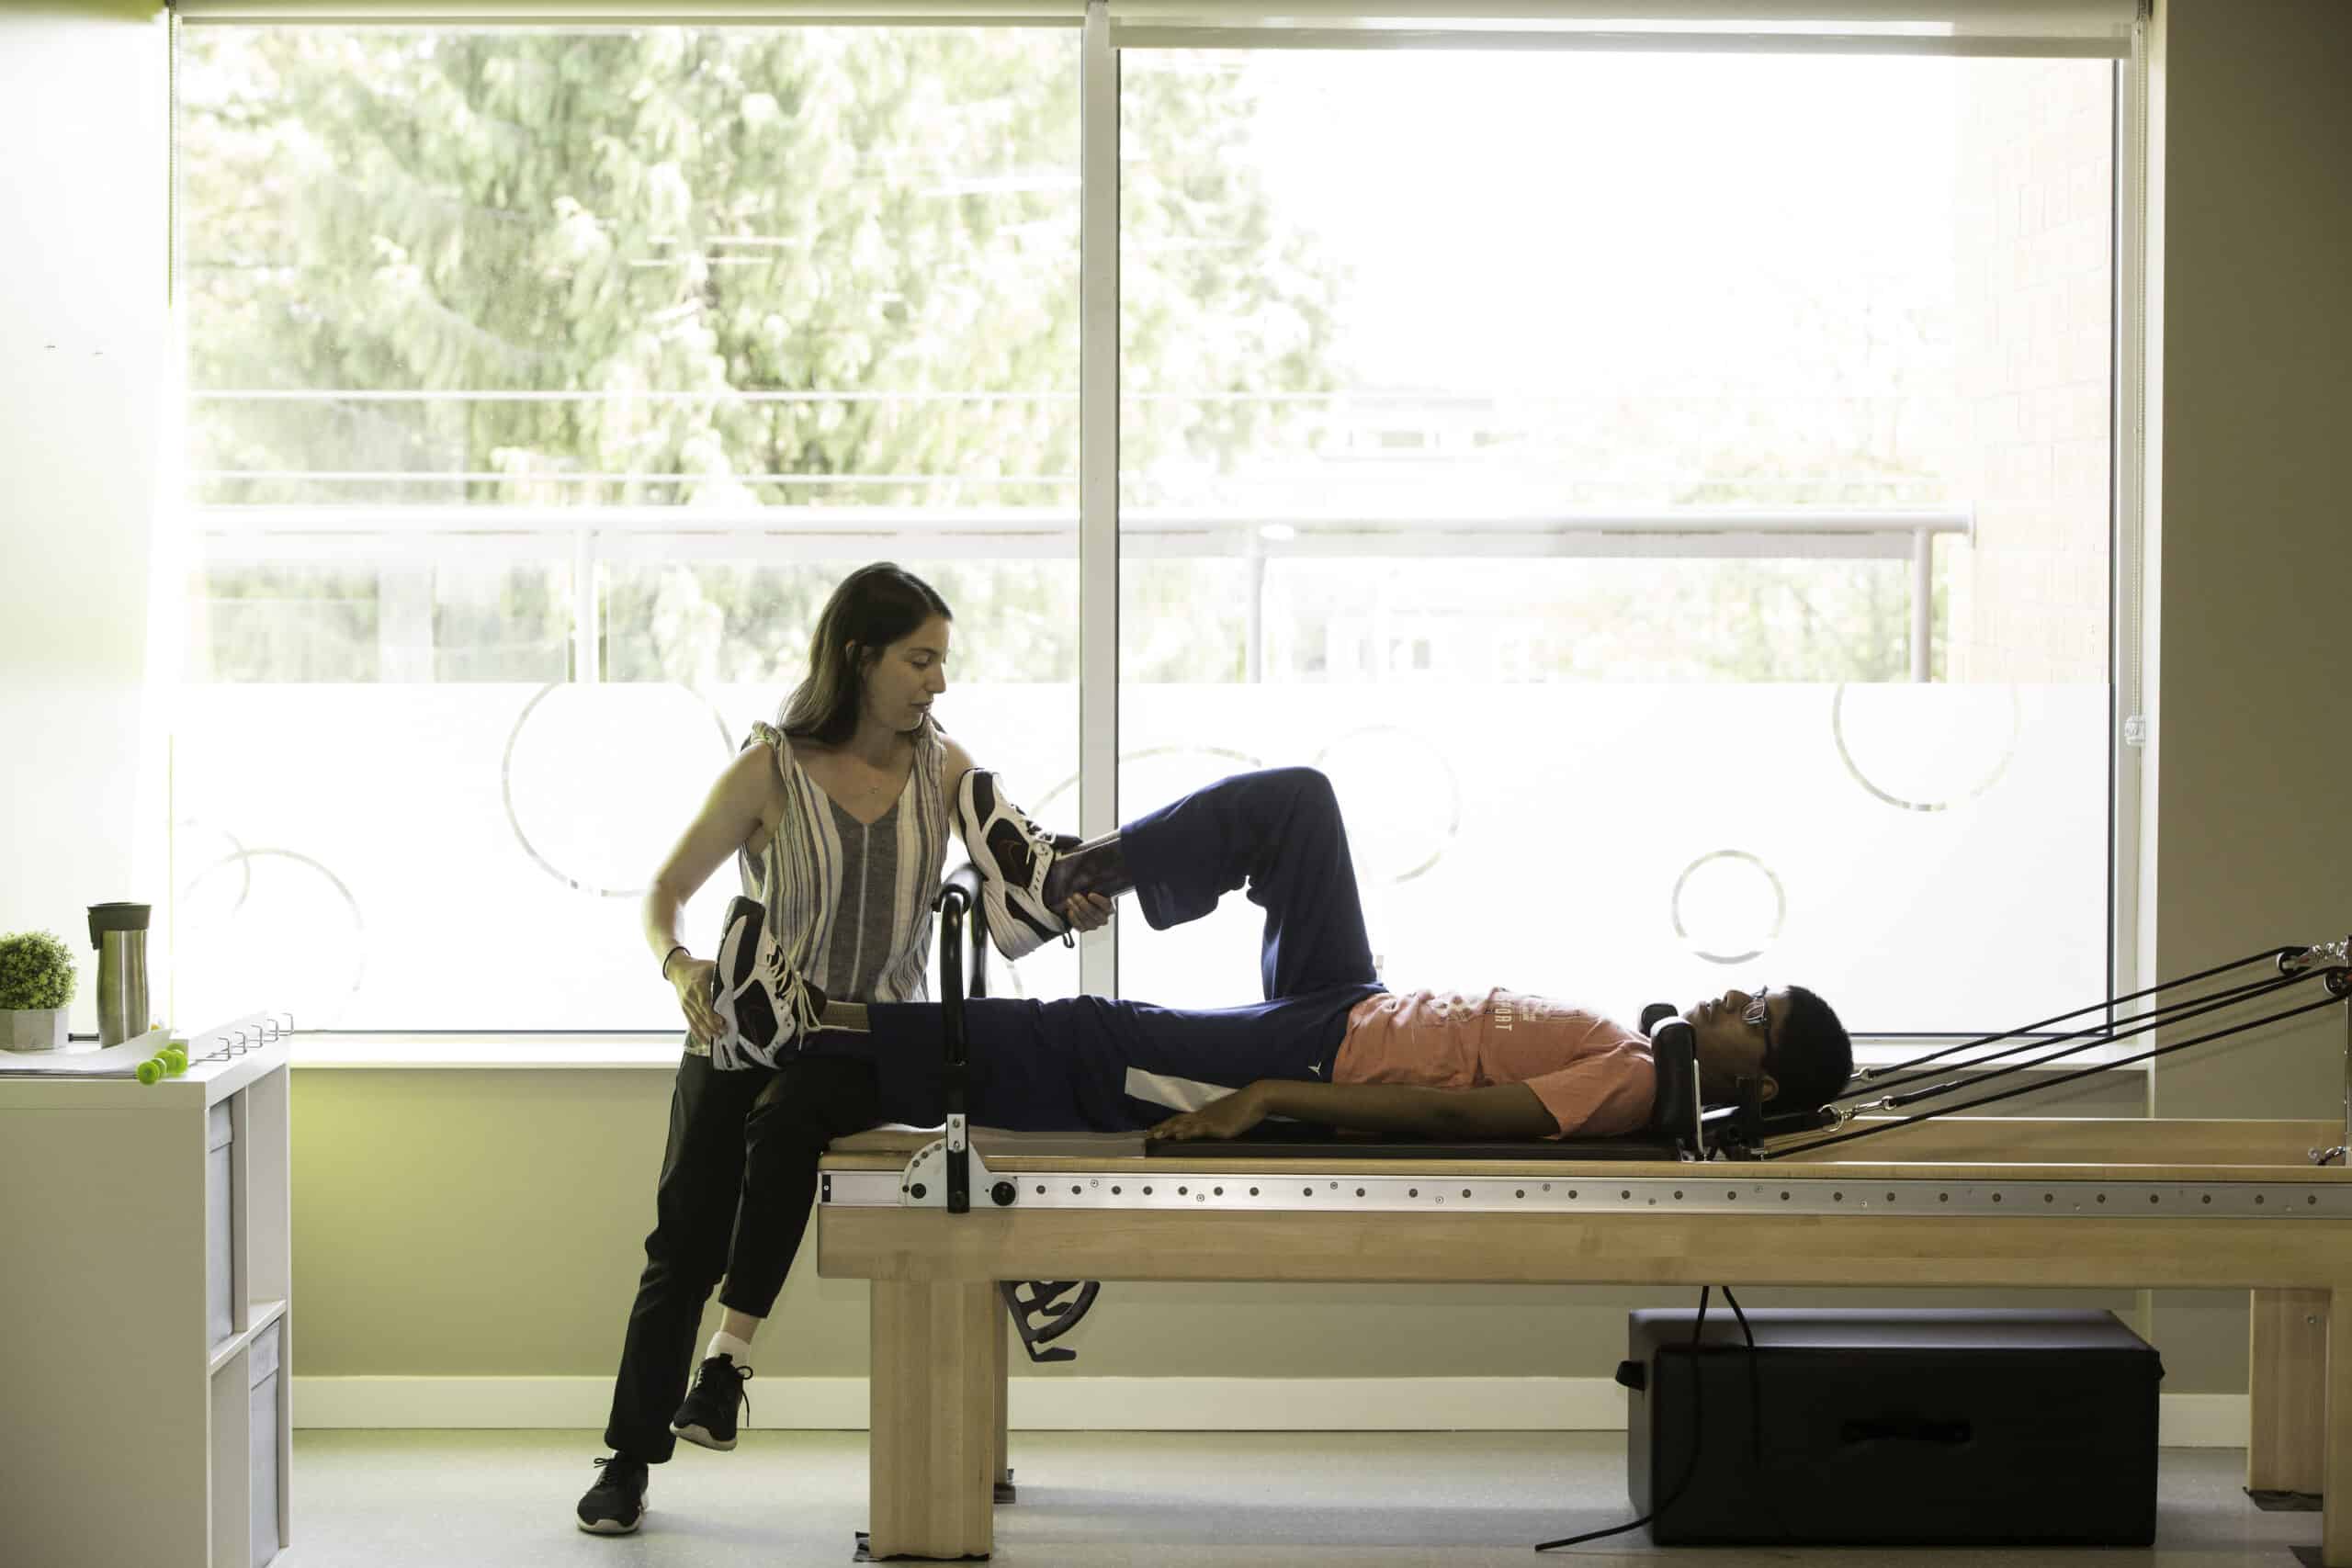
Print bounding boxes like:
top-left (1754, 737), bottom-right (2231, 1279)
top-left (2279, 939), bottom-right (2352, 976)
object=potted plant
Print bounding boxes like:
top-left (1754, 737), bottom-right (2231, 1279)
top-left (0, 930), bottom-right (78, 1051)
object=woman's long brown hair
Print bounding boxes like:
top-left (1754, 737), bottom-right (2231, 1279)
top-left (777, 563), bottom-right (953, 745)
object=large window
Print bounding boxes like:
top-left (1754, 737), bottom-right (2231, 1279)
top-left (175, 26), bottom-right (1083, 1030)
top-left (176, 16), bottom-right (2121, 1050)
top-left (1115, 46), bottom-right (2116, 1036)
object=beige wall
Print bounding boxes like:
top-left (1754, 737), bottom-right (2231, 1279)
top-left (0, 0), bottom-right (174, 1021)
top-left (2140, 0), bottom-right (2352, 1390)
top-left (7, 0), bottom-right (2351, 1405)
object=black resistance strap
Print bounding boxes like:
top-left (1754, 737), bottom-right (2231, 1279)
top-left (1776, 987), bottom-right (2346, 1160)
top-left (1845, 968), bottom-right (2320, 1113)
top-left (1839, 944), bottom-right (2302, 1094)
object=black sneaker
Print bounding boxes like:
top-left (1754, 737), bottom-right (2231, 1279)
top-left (710, 896), bottom-right (826, 1070)
top-left (671, 1354), bottom-right (753, 1451)
top-left (956, 770), bottom-right (1071, 962)
top-left (575, 1454), bottom-right (648, 1535)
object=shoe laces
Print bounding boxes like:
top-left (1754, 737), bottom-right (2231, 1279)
top-left (755, 942), bottom-right (825, 1040)
top-left (986, 802), bottom-right (1054, 868)
top-left (593, 1454), bottom-right (645, 1483)
top-left (698, 1358), bottom-right (754, 1419)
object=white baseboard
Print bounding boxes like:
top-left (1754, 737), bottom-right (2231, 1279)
top-left (292, 1377), bottom-right (2250, 1448)
top-left (2161, 1393), bottom-right (2252, 1449)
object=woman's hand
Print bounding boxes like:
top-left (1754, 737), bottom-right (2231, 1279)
top-left (670, 955), bottom-right (723, 1042)
top-left (1146, 1084), bottom-right (1270, 1145)
top-left (1061, 891), bottom-right (1115, 934)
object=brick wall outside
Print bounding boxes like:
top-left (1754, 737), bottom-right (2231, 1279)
top-left (1945, 61), bottom-right (2114, 686)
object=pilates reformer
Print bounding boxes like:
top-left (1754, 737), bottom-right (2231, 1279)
top-left (816, 867), bottom-right (2352, 1562)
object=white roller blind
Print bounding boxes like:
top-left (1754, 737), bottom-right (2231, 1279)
top-left (1108, 1), bottom-right (2141, 57)
top-left (172, 0), bottom-right (2138, 50)
top-left (172, 0), bottom-right (2136, 53)
top-left (173, 1), bottom-right (1084, 22)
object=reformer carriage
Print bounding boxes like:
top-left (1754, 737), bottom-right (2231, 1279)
top-left (817, 865), bottom-right (2352, 1562)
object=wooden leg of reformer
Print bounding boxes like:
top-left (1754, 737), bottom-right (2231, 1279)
top-left (992, 1297), bottom-right (1011, 1504)
top-left (2252, 1287), bottom-right (2328, 1495)
top-left (868, 1280), bottom-right (996, 1560)
top-left (2324, 1291), bottom-right (2352, 1567)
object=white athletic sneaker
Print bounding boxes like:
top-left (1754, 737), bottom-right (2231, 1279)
top-left (709, 896), bottom-right (826, 1070)
top-left (956, 771), bottom-right (1071, 963)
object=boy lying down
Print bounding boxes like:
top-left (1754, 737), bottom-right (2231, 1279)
top-left (729, 765), bottom-right (1856, 1145)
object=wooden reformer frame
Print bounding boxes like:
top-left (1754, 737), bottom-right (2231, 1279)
top-left (818, 874), bottom-right (2352, 1562)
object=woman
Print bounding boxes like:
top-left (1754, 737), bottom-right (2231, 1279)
top-left (577, 563), bottom-right (1109, 1535)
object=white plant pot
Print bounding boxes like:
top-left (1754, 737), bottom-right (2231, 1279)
top-left (2, 1008), bottom-right (69, 1052)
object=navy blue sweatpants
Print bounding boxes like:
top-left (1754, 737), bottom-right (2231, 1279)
top-left (820, 766), bottom-right (1386, 1132)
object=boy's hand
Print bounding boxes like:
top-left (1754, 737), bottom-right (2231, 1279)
top-left (1146, 1084), bottom-right (1270, 1144)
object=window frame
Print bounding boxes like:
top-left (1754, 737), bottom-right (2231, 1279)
top-left (169, 5), bottom-right (2148, 1066)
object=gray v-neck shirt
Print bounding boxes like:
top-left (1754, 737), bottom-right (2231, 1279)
top-left (820, 793), bottom-right (905, 1004)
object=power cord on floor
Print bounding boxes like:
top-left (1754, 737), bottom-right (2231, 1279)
top-left (1535, 1287), bottom-right (1710, 1551)
top-left (1534, 1285), bottom-right (1770, 1553)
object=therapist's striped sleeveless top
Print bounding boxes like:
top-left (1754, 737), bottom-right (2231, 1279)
top-left (683, 717), bottom-right (951, 1057)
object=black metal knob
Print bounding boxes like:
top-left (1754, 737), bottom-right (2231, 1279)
top-left (909, 1183), bottom-right (927, 1200)
top-left (991, 1181), bottom-right (1017, 1206)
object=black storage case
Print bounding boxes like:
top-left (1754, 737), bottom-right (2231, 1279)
top-left (1621, 1308), bottom-right (2161, 1546)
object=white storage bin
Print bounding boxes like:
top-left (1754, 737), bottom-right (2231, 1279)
top-left (207, 1101), bottom-right (235, 1348)
top-left (248, 1319), bottom-right (281, 1567)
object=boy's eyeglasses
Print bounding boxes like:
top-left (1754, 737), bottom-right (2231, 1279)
top-left (1743, 985), bottom-right (1778, 1069)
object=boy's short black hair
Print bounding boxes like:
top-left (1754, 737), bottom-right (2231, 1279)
top-left (1773, 986), bottom-right (1854, 1111)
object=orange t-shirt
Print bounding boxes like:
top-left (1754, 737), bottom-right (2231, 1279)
top-left (1332, 987), bottom-right (1655, 1140)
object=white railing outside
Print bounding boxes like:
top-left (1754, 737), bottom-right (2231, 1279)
top-left (193, 505), bottom-right (1973, 683)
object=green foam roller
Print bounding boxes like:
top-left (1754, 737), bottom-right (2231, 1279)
top-left (136, 1059), bottom-right (164, 1085)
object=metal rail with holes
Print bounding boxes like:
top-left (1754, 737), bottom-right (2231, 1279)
top-left (822, 1166), bottom-right (2352, 1220)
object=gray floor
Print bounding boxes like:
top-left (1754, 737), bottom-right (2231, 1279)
top-left (281, 1430), bottom-right (2319, 1568)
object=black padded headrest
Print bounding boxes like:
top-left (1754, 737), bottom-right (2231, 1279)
top-left (1644, 1013), bottom-right (1704, 1155)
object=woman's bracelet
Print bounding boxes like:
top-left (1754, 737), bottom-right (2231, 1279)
top-left (661, 943), bottom-right (689, 982)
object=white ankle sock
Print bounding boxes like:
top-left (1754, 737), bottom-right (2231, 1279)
top-left (706, 1330), bottom-right (752, 1366)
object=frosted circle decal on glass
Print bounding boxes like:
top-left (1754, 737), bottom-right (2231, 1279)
top-left (503, 682), bottom-right (735, 897)
top-left (1312, 727), bottom-right (1461, 885)
top-left (1670, 851), bottom-right (1786, 967)
top-left (174, 818), bottom-right (252, 913)
top-left (1830, 683), bottom-right (2020, 814)
top-left (177, 847), bottom-right (365, 1029)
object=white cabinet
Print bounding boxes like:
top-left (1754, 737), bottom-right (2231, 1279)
top-left (0, 1015), bottom-right (292, 1568)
